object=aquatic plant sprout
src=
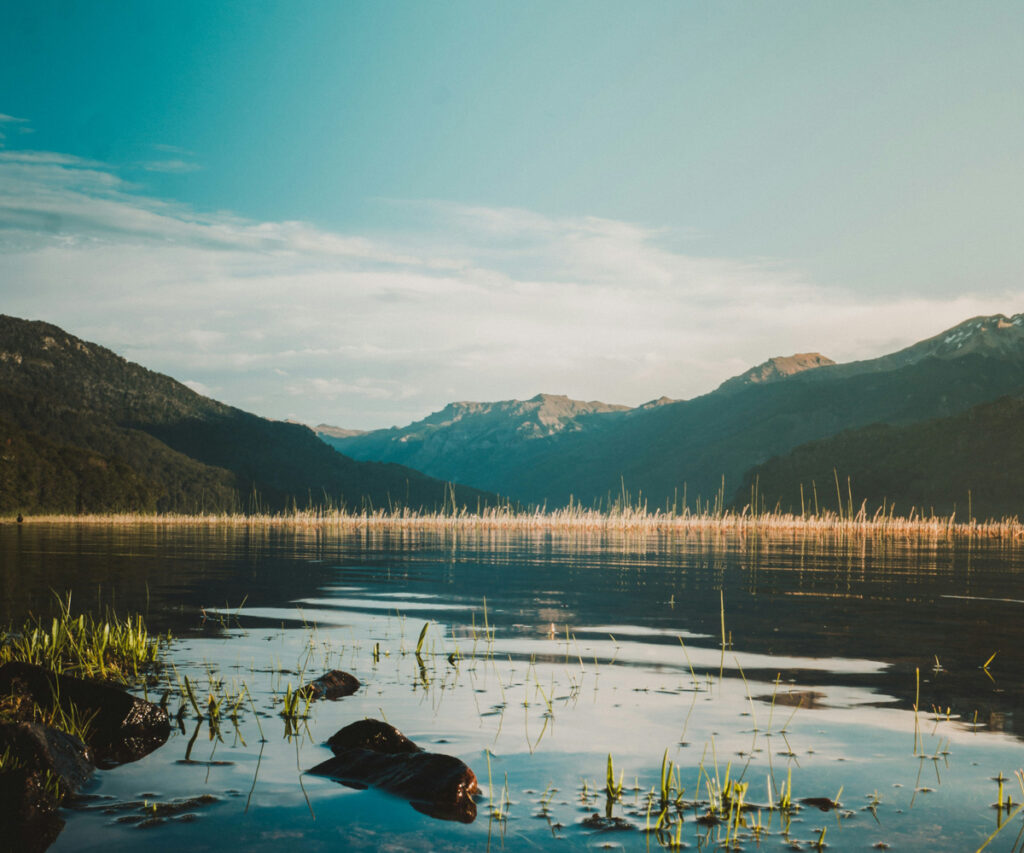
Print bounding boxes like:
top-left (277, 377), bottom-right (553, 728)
top-left (0, 595), bottom-right (166, 681)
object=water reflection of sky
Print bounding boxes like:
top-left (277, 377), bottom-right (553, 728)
top-left (5, 524), bottom-right (1024, 851)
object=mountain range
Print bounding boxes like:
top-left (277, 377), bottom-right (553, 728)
top-left (320, 314), bottom-right (1024, 517)
top-left (0, 315), bottom-right (492, 514)
top-left (4, 311), bottom-right (1023, 519)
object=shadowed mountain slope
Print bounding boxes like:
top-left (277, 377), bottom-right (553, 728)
top-left (0, 315), bottom-right (493, 513)
top-left (739, 394), bottom-right (1024, 520)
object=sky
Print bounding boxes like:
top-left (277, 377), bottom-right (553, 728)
top-left (1, 1), bottom-right (1023, 429)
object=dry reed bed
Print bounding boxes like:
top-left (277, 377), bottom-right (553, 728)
top-left (7, 507), bottom-right (1024, 544)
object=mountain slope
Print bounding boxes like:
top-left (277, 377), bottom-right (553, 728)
top-left (716, 353), bottom-right (835, 394)
top-left (820, 313), bottom-right (1024, 379)
top-left (0, 315), bottom-right (493, 513)
top-left (740, 395), bottom-right (1024, 520)
top-left (0, 412), bottom-right (175, 514)
top-left (320, 313), bottom-right (1024, 509)
top-left (318, 393), bottom-right (633, 485)
top-left (503, 347), bottom-right (1024, 508)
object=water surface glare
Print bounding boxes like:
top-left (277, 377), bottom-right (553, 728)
top-left (3, 523), bottom-right (1024, 851)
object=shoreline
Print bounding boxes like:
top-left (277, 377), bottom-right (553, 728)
top-left (4, 508), bottom-right (1023, 542)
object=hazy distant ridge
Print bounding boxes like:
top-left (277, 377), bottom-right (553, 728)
top-left (318, 393), bottom-right (633, 485)
top-left (319, 314), bottom-right (1024, 513)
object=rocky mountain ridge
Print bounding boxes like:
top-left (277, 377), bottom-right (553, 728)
top-left (716, 353), bottom-right (835, 393)
top-left (318, 312), bottom-right (1024, 511)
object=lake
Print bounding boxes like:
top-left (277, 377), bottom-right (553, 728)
top-left (4, 520), bottom-right (1024, 852)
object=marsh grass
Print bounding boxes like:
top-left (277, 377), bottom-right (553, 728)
top-left (34, 687), bottom-right (99, 743)
top-left (279, 683), bottom-right (312, 720)
top-left (10, 503), bottom-right (1024, 544)
top-left (0, 595), bottom-right (166, 682)
top-left (0, 599), bottom-right (168, 816)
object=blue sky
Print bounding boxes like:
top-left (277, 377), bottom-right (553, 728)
top-left (2, 2), bottom-right (1023, 427)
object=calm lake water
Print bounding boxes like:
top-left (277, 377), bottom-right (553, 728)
top-left (4, 522), bottom-right (1024, 852)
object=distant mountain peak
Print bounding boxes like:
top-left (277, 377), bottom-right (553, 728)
top-left (638, 395), bottom-right (678, 409)
top-left (717, 352), bottom-right (835, 393)
top-left (936, 313), bottom-right (1024, 351)
top-left (315, 423), bottom-right (367, 439)
top-left (844, 312), bottom-right (1024, 376)
top-left (316, 392), bottom-right (635, 483)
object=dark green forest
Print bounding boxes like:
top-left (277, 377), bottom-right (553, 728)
top-left (0, 315), bottom-right (493, 514)
top-left (741, 395), bottom-right (1024, 520)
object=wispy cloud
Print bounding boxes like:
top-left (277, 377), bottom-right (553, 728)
top-left (0, 114), bottom-right (32, 146)
top-left (0, 150), bottom-right (105, 167)
top-left (152, 143), bottom-right (195, 156)
top-left (286, 377), bottom-right (416, 401)
top-left (0, 146), bottom-right (1018, 429)
top-left (139, 159), bottom-right (202, 174)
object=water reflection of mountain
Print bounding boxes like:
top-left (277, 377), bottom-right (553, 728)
top-left (0, 524), bottom-right (334, 632)
top-left (3, 524), bottom-right (1022, 738)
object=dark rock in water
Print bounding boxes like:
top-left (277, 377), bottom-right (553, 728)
top-left (327, 718), bottom-right (418, 754)
top-left (0, 662), bottom-right (170, 767)
top-left (0, 722), bottom-right (94, 852)
top-left (581, 812), bottom-right (635, 831)
top-left (296, 669), bottom-right (360, 700)
top-left (310, 719), bottom-right (478, 823)
top-left (312, 750), bottom-right (479, 822)
top-left (0, 722), bottom-right (94, 793)
top-left (801, 796), bottom-right (839, 811)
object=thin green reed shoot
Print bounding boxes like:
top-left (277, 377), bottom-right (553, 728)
top-left (914, 667), bottom-right (921, 755)
top-left (280, 684), bottom-right (300, 719)
top-left (183, 675), bottom-right (203, 718)
top-left (780, 695), bottom-right (803, 733)
top-left (207, 691), bottom-right (222, 724)
top-left (534, 673), bottom-right (554, 718)
top-left (35, 677), bottom-right (99, 743)
top-left (734, 657), bottom-right (757, 731)
top-left (975, 803), bottom-right (1024, 853)
top-left (719, 590), bottom-right (726, 682)
top-left (482, 597), bottom-right (493, 649)
top-left (677, 636), bottom-right (699, 686)
top-left (779, 766), bottom-right (793, 810)
top-left (767, 673), bottom-right (781, 730)
top-left (415, 622), bottom-right (429, 657)
top-left (485, 748), bottom-right (505, 820)
top-left (606, 754), bottom-right (624, 801)
top-left (659, 749), bottom-right (675, 812)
